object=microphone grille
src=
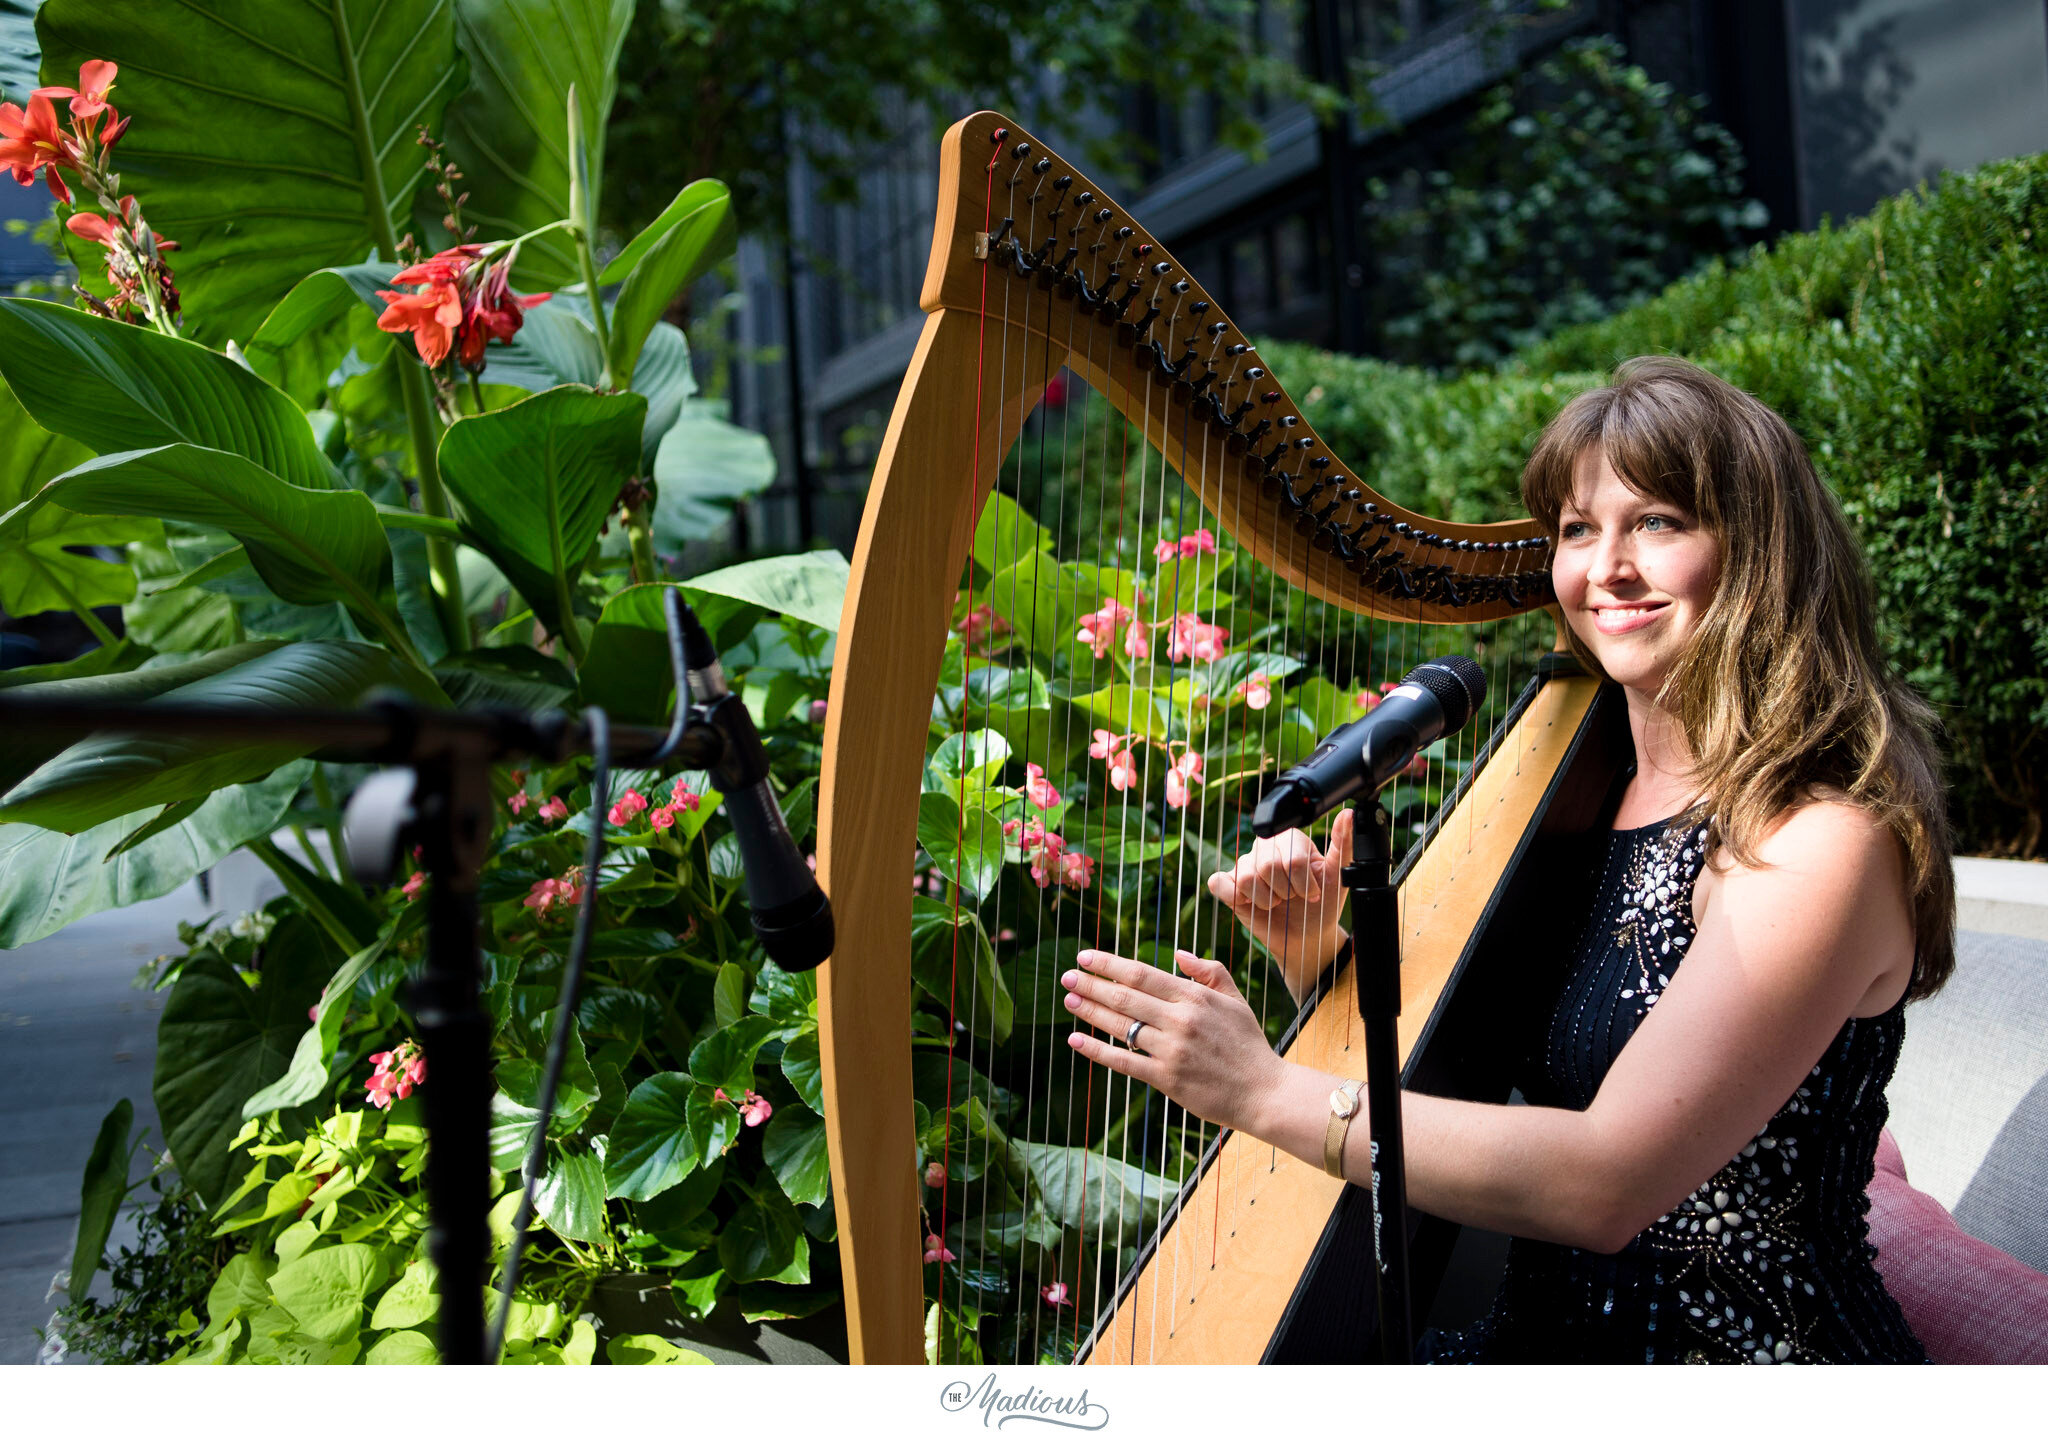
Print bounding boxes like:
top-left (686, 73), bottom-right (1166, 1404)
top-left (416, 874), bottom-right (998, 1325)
top-left (1402, 654), bottom-right (1488, 732)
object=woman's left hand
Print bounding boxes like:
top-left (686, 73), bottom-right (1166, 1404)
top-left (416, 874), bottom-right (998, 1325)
top-left (1063, 947), bottom-right (1287, 1132)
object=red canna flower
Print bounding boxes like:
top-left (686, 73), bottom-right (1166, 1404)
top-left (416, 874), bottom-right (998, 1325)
top-left (35, 59), bottom-right (117, 122)
top-left (375, 280), bottom-right (463, 367)
top-left (0, 92), bottom-right (81, 204)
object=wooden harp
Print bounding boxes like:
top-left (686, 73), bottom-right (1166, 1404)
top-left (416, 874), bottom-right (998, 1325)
top-left (815, 111), bottom-right (1624, 1364)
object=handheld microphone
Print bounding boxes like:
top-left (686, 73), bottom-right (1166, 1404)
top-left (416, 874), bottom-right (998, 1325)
top-left (674, 599), bottom-right (836, 972)
top-left (1252, 655), bottom-right (1487, 838)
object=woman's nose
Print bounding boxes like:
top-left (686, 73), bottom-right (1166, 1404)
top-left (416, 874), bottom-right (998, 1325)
top-left (1587, 532), bottom-right (1639, 589)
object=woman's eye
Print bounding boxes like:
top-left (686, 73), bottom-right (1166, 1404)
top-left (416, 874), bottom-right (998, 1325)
top-left (1641, 514), bottom-right (1680, 532)
top-left (1560, 521), bottom-right (1590, 539)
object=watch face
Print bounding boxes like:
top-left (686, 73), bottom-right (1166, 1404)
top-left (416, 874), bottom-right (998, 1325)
top-left (1329, 1085), bottom-right (1358, 1118)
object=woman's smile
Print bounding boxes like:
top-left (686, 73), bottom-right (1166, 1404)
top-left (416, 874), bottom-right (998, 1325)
top-left (1591, 601), bottom-right (1671, 636)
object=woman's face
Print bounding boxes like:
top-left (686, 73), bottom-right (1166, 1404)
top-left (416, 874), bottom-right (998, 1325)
top-left (1552, 447), bottom-right (1720, 696)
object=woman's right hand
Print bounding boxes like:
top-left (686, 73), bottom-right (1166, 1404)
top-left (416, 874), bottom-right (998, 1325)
top-left (1205, 806), bottom-right (1353, 1003)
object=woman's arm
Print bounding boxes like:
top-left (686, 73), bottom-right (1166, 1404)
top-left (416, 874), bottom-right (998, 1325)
top-left (1063, 799), bottom-right (1917, 1254)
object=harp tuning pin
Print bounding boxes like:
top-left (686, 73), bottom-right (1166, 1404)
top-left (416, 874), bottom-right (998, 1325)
top-left (1032, 158), bottom-right (1052, 174)
top-left (1343, 489), bottom-right (1363, 502)
top-left (1245, 366), bottom-right (1267, 380)
top-left (1395, 522), bottom-right (1413, 536)
top-left (1294, 436), bottom-right (1315, 450)
top-left (1458, 539), bottom-right (1473, 552)
top-left (1151, 260), bottom-right (1173, 275)
top-left (1096, 207), bottom-right (1113, 223)
top-left (992, 128), bottom-right (1009, 145)
top-left (1206, 319), bottom-right (1228, 334)
top-left (1115, 226), bottom-right (1135, 240)
top-left (1136, 243), bottom-right (1154, 256)
top-left (1309, 456), bottom-right (1332, 470)
top-left (1190, 301), bottom-right (1211, 315)
top-left (1075, 191), bottom-right (1093, 205)
top-left (1226, 342), bottom-right (1250, 356)
top-left (1053, 174), bottom-right (1073, 190)
top-left (1170, 279), bottom-right (1190, 293)
top-left (1012, 141), bottom-right (1031, 157)
top-left (1364, 502), bottom-right (1379, 515)
top-left (1261, 390), bottom-right (1282, 404)
top-left (1279, 415), bottom-right (1298, 428)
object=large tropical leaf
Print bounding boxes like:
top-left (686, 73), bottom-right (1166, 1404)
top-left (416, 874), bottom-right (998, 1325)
top-left (435, 385), bottom-right (644, 632)
top-left (154, 939), bottom-right (340, 1212)
top-left (11, 444), bottom-right (408, 652)
top-left (34, 0), bottom-right (463, 343)
top-left (651, 402), bottom-right (776, 551)
top-left (0, 0), bottom-right (39, 103)
top-left (0, 300), bottom-right (336, 489)
top-left (604, 180), bottom-right (734, 387)
top-left (434, 0), bottom-right (633, 291)
top-left (0, 641), bottom-right (441, 832)
top-left (683, 551), bottom-right (851, 634)
top-left (0, 377), bottom-right (155, 618)
top-left (474, 303), bottom-right (692, 469)
top-left (243, 263), bottom-right (399, 410)
top-left (0, 763), bottom-right (307, 949)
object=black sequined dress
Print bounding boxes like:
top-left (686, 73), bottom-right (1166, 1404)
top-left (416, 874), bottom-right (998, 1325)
top-left (1421, 814), bottom-right (1926, 1363)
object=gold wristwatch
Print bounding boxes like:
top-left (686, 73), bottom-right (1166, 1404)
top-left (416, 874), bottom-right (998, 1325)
top-left (1323, 1079), bottom-right (1364, 1179)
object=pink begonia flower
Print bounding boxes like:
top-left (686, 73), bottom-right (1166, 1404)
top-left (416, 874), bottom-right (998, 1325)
top-left (1122, 620), bottom-right (1151, 661)
top-left (537, 796), bottom-right (569, 822)
top-left (1042, 1282), bottom-right (1073, 1308)
top-left (1005, 818), bottom-right (1048, 852)
top-left (507, 790), bottom-right (531, 815)
top-left (607, 789), bottom-right (649, 826)
top-left (925, 1162), bottom-right (947, 1189)
top-left (956, 603), bottom-right (1010, 651)
top-left (1108, 750), bottom-right (1139, 792)
top-left (1405, 750), bottom-right (1430, 780)
top-left (1167, 613), bottom-right (1229, 663)
top-left (1154, 528), bottom-right (1218, 562)
top-left (1027, 831), bottom-right (1069, 889)
top-left (522, 868), bottom-right (584, 915)
top-left (809, 699), bottom-right (828, 724)
top-left (738, 1091), bottom-right (773, 1126)
top-left (1165, 750), bottom-right (1204, 808)
top-left (1354, 690), bottom-right (1381, 712)
top-left (923, 1234), bottom-right (956, 1265)
top-left (1238, 673), bottom-right (1274, 710)
top-left (401, 870), bottom-right (426, 901)
top-left (669, 776), bottom-right (702, 812)
top-left (1087, 728), bottom-right (1115, 760)
top-left (1023, 762), bottom-right (1060, 811)
top-left (364, 1039), bottom-right (427, 1110)
top-left (1075, 600), bottom-right (1135, 659)
top-left (650, 806), bottom-right (676, 831)
top-left (1056, 852), bottom-right (1094, 890)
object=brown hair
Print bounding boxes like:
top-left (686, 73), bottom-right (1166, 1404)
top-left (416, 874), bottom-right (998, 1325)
top-left (1521, 356), bottom-right (1954, 999)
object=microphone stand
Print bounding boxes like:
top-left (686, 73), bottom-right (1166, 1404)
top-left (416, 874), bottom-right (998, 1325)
top-left (0, 588), bottom-right (810, 1365)
top-left (1344, 795), bottom-right (1413, 1363)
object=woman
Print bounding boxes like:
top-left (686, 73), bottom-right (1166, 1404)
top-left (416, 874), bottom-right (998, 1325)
top-left (1060, 357), bottom-right (1954, 1363)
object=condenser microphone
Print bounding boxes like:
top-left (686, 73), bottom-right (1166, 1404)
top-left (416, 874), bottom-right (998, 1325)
top-left (1252, 655), bottom-right (1487, 837)
top-left (675, 600), bottom-right (835, 971)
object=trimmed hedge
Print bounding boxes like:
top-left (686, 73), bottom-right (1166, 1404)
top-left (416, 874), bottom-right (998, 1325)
top-left (1267, 154), bottom-right (2048, 856)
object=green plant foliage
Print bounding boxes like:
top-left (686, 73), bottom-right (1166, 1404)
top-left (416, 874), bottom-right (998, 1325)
top-left (604, 179), bottom-right (736, 387)
top-left (35, 0), bottom-right (463, 341)
top-left (1366, 36), bottom-right (1767, 369)
top-left (0, 377), bottom-right (155, 618)
top-left (69, 1098), bottom-right (134, 1303)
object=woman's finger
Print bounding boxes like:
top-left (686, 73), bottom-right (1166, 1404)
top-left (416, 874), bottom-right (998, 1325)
top-left (1067, 1029), bottom-right (1150, 1081)
top-left (1061, 985), bottom-right (1161, 1043)
top-left (1062, 966), bottom-right (1171, 1023)
top-left (1075, 947), bottom-right (1184, 1000)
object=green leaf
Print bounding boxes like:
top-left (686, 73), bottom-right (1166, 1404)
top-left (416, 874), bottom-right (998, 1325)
top-left (35, 0), bottom-right (462, 343)
top-left (0, 1), bottom-right (39, 103)
top-left (736, 1284), bottom-right (839, 1324)
top-left (243, 264), bottom-right (400, 409)
top-left (0, 636), bottom-right (149, 691)
top-left (749, 960), bottom-right (816, 1035)
top-left (435, 0), bottom-right (633, 291)
top-left (607, 1333), bottom-right (712, 1365)
top-left (242, 932), bottom-right (391, 1121)
top-left (436, 386), bottom-right (646, 633)
top-left (367, 1330), bottom-right (439, 1364)
top-left (628, 322), bottom-right (697, 470)
top-left (154, 941), bottom-right (340, 1211)
top-left (0, 642), bottom-right (442, 833)
top-left (930, 729), bottom-right (1012, 790)
top-left (1016, 1140), bottom-right (1169, 1238)
top-left (686, 1015), bottom-right (776, 1096)
top-left (716, 1178), bottom-right (809, 1285)
top-left (581, 581), bottom-right (759, 724)
top-left (101, 798), bottom-right (207, 862)
top-left (971, 490), bottom-right (1051, 577)
top-left (682, 551), bottom-right (850, 633)
top-left (762, 1104), bottom-right (830, 1208)
top-left (780, 1029), bottom-right (823, 1113)
top-left (607, 180), bottom-right (735, 387)
top-left (69, 1098), bottom-right (133, 1304)
top-left (0, 377), bottom-right (154, 619)
top-left (0, 761), bottom-right (306, 950)
top-left (603, 1072), bottom-right (699, 1202)
top-left (368, 1259), bottom-right (438, 1330)
top-left (266, 1244), bottom-right (380, 1344)
top-left (12, 445), bottom-right (401, 645)
top-left (908, 896), bottom-right (1011, 1045)
top-left (533, 1148), bottom-right (609, 1244)
top-left (0, 301), bottom-right (335, 487)
top-left (916, 792), bottom-right (1004, 903)
top-left (651, 401), bottom-right (777, 549)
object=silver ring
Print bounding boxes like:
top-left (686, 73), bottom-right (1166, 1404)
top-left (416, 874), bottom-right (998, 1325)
top-left (1125, 1019), bottom-right (1147, 1052)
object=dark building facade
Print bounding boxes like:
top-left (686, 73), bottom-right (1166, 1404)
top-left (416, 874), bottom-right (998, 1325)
top-left (722, 0), bottom-right (2048, 556)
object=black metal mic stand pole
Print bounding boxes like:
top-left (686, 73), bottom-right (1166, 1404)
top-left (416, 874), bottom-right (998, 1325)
top-left (1344, 794), bottom-right (1413, 1363)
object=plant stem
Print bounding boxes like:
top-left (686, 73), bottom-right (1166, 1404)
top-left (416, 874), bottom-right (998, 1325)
top-left (564, 87), bottom-right (615, 385)
top-left (627, 505), bottom-right (656, 584)
top-left (246, 839), bottom-right (358, 957)
top-left (289, 822), bottom-right (334, 881)
top-left (308, 766), bottom-right (347, 874)
top-left (26, 550), bottom-right (120, 645)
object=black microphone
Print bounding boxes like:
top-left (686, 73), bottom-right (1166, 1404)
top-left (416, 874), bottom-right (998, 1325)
top-left (1252, 655), bottom-right (1487, 837)
top-left (674, 599), bottom-right (835, 972)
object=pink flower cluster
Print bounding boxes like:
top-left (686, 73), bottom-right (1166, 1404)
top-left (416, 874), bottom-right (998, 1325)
top-left (1167, 613), bottom-right (1230, 663)
top-left (1002, 817), bottom-right (1093, 889)
top-left (611, 777), bottom-right (702, 831)
top-left (1152, 528), bottom-right (1217, 563)
top-left (924, 1234), bottom-right (957, 1265)
top-left (401, 870), bottom-right (427, 902)
top-left (1236, 673), bottom-right (1273, 710)
top-left (1089, 729), bottom-right (1141, 792)
top-left (715, 1087), bottom-right (774, 1127)
top-left (1076, 599), bottom-right (1148, 661)
top-left (537, 796), bottom-right (569, 822)
top-left (1165, 751), bottom-right (1204, 809)
top-left (956, 603), bottom-right (1010, 652)
top-left (364, 1039), bottom-right (426, 1110)
top-left (1355, 680), bottom-right (1402, 713)
top-left (523, 867), bottom-right (585, 915)
top-left (925, 1161), bottom-right (947, 1189)
top-left (1023, 762), bottom-right (1061, 811)
top-left (1042, 1282), bottom-right (1073, 1309)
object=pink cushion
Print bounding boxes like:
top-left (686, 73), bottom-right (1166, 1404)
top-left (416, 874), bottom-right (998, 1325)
top-left (1866, 1127), bottom-right (2048, 1363)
